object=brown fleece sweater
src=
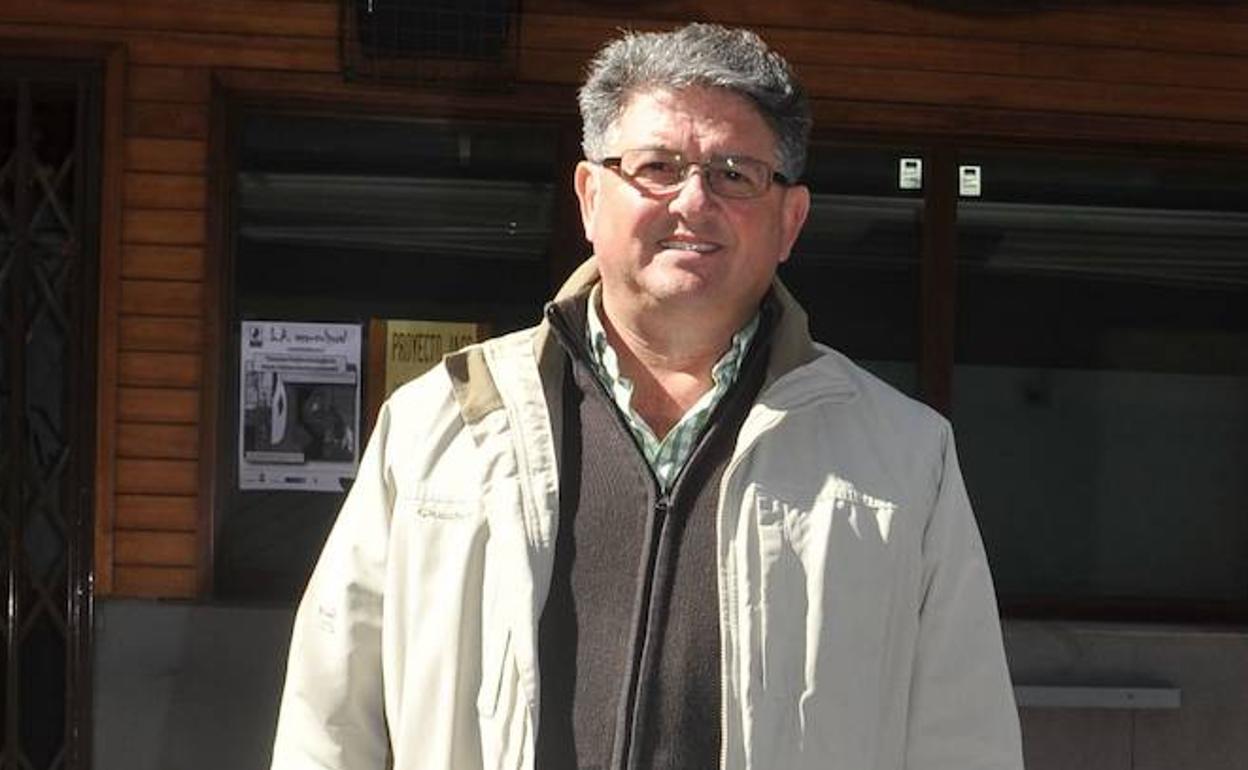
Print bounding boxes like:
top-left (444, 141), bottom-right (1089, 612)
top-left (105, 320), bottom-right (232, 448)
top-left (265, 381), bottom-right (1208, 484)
top-left (536, 294), bottom-right (772, 770)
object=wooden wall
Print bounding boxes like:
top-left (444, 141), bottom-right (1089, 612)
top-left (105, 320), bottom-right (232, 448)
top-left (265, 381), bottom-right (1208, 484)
top-left (2, 0), bottom-right (1246, 598)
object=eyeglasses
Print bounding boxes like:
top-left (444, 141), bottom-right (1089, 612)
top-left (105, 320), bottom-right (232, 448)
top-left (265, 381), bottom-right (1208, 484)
top-left (596, 148), bottom-right (792, 200)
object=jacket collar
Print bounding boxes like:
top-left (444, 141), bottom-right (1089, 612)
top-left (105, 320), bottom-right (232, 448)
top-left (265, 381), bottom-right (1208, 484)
top-left (449, 256), bottom-right (854, 427)
top-left (543, 256), bottom-right (822, 392)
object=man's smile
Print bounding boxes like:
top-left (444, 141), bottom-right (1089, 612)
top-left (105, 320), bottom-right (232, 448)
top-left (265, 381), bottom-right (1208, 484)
top-left (657, 238), bottom-right (721, 253)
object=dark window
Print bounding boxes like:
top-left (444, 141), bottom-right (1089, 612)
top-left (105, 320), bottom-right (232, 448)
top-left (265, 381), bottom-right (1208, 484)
top-left (217, 110), bottom-right (559, 601)
top-left (953, 151), bottom-right (1248, 616)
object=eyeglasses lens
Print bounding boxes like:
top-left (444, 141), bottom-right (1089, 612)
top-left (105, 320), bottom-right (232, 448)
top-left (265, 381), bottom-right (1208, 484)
top-left (619, 150), bottom-right (769, 198)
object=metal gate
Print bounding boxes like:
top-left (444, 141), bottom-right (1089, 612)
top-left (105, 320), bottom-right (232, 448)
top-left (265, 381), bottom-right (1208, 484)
top-left (0, 63), bottom-right (100, 770)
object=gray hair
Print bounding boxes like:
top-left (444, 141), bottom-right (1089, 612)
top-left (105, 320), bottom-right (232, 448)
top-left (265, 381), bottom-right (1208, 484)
top-left (578, 23), bottom-right (811, 181)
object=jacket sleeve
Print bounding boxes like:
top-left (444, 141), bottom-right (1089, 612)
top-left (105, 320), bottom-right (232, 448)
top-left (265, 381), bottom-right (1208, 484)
top-left (906, 422), bottom-right (1023, 770)
top-left (270, 402), bottom-right (395, 770)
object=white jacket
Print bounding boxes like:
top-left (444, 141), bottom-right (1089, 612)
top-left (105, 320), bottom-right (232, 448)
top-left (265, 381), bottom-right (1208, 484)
top-left (272, 261), bottom-right (1023, 770)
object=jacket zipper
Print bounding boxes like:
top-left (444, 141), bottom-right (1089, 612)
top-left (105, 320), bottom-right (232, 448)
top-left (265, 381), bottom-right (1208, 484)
top-left (617, 494), bottom-right (671, 770)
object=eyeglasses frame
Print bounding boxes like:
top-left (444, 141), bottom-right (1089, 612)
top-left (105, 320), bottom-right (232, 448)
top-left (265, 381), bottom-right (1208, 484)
top-left (595, 149), bottom-right (794, 199)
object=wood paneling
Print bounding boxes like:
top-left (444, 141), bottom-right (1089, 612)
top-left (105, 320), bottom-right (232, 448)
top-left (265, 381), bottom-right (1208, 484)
top-left (115, 531), bottom-right (197, 565)
top-left (212, 68), bottom-right (574, 116)
top-left (117, 458), bottom-right (199, 495)
top-left (120, 280), bottom-right (203, 316)
top-left (518, 48), bottom-right (1248, 126)
top-left (113, 566), bottom-right (197, 597)
top-left (116, 494), bottom-right (198, 531)
top-left (0, 21), bottom-right (331, 71)
top-left (126, 101), bottom-right (209, 139)
top-left (0, 0), bottom-right (334, 38)
top-left (122, 244), bottom-right (204, 280)
top-left (95, 43), bottom-right (128, 597)
top-left (521, 13), bottom-right (1248, 91)
top-left (816, 99), bottom-right (1248, 151)
top-left (795, 62), bottom-right (1248, 125)
top-left (129, 32), bottom-right (336, 71)
top-left (120, 316), bottom-right (202, 351)
top-left (125, 137), bottom-right (205, 173)
top-left (118, 387), bottom-right (199, 424)
top-left (123, 209), bottom-right (205, 245)
top-left (128, 65), bottom-right (211, 103)
top-left (118, 424), bottom-right (200, 460)
top-left (528, 0), bottom-right (1248, 56)
top-left (125, 172), bottom-right (206, 210)
top-left (119, 351), bottom-right (202, 387)
top-left (9, 0), bottom-right (1248, 63)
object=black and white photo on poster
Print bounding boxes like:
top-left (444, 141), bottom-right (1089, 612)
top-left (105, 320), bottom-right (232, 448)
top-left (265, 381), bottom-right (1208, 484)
top-left (239, 320), bottom-right (362, 492)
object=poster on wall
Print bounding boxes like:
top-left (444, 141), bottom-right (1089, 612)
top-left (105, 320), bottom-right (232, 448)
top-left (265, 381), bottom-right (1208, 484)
top-left (239, 320), bottom-right (362, 492)
top-left (378, 319), bottom-right (488, 397)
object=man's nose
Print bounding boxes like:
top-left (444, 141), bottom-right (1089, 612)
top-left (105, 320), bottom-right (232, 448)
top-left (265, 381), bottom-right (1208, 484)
top-left (668, 164), bottom-right (716, 214)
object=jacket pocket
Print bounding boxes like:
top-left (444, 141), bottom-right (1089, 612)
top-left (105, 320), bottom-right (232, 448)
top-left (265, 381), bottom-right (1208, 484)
top-left (475, 478), bottom-right (532, 769)
top-left (477, 626), bottom-right (512, 716)
top-left (754, 486), bottom-right (898, 699)
top-left (750, 485), bottom-right (900, 767)
top-left (477, 626), bottom-right (531, 770)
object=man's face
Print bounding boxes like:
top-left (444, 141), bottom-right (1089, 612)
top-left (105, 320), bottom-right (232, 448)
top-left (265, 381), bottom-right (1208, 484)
top-left (574, 86), bottom-right (810, 324)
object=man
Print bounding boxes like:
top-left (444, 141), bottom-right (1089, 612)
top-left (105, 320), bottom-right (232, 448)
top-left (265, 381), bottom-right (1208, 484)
top-left (271, 23), bottom-right (1023, 770)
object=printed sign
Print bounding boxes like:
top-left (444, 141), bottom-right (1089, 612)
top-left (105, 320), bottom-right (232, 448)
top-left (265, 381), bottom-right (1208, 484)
top-left (959, 165), bottom-right (983, 197)
top-left (380, 320), bottom-right (487, 398)
top-left (899, 157), bottom-right (923, 190)
top-left (239, 321), bottom-right (362, 492)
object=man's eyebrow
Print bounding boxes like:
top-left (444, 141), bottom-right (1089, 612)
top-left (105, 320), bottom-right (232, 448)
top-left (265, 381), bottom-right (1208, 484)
top-left (631, 147), bottom-right (758, 159)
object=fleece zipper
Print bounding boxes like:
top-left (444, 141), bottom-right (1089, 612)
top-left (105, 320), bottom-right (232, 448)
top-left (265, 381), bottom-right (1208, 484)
top-left (545, 303), bottom-right (673, 770)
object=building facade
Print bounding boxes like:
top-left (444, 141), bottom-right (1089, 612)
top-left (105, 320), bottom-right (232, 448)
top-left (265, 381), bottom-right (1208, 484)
top-left (2, 0), bottom-right (1247, 767)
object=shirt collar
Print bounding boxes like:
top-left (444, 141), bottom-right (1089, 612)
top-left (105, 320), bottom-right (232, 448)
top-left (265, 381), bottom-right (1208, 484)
top-left (583, 283), bottom-right (760, 394)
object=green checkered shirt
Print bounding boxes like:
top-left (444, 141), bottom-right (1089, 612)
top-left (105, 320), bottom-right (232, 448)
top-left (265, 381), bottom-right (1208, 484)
top-left (585, 287), bottom-right (760, 492)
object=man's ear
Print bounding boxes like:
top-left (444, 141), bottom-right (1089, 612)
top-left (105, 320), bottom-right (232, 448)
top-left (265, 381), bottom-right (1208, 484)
top-left (573, 161), bottom-right (599, 243)
top-left (777, 183), bottom-right (811, 264)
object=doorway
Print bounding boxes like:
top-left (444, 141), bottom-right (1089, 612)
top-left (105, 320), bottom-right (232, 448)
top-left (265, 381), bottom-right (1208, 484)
top-left (0, 61), bottom-right (100, 770)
